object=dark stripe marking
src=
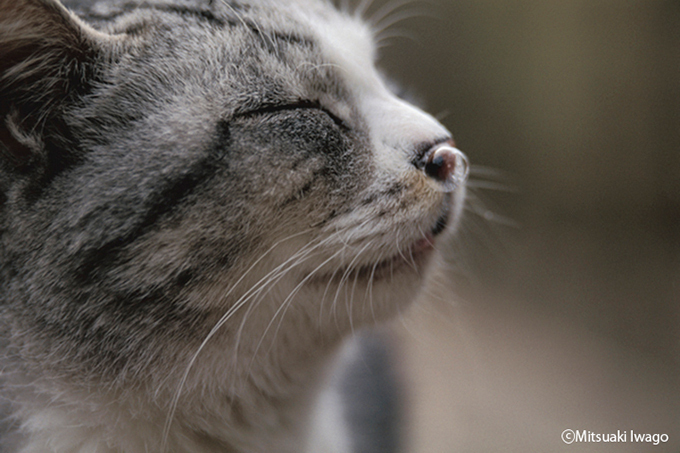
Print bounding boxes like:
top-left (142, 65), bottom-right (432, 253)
top-left (73, 123), bottom-right (230, 284)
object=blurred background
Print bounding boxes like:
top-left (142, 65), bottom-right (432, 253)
top-left (369, 0), bottom-right (680, 451)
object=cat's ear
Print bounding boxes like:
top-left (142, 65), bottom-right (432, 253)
top-left (0, 0), bottom-right (114, 169)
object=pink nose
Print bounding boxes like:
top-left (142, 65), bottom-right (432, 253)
top-left (424, 144), bottom-right (469, 185)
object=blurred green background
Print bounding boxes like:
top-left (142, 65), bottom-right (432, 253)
top-left (369, 0), bottom-right (679, 450)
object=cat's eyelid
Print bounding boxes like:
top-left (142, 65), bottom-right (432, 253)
top-left (236, 100), bottom-right (351, 131)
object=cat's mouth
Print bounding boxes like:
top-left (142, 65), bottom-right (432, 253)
top-left (312, 211), bottom-right (449, 284)
top-left (359, 233), bottom-right (435, 279)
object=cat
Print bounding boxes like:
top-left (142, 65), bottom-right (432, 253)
top-left (0, 0), bottom-right (468, 451)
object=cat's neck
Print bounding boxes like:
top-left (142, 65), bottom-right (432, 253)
top-left (11, 289), bottom-right (346, 453)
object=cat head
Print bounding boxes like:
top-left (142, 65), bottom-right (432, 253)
top-left (0, 0), bottom-right (467, 381)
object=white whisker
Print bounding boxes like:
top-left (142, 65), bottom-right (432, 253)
top-left (465, 191), bottom-right (519, 228)
top-left (296, 61), bottom-right (345, 76)
top-left (161, 228), bottom-right (315, 451)
top-left (354, 0), bottom-right (376, 19)
top-left (232, 236), bottom-right (330, 361)
top-left (329, 238), bottom-right (374, 333)
top-left (365, 250), bottom-right (382, 324)
top-left (466, 180), bottom-right (518, 193)
top-left (374, 28), bottom-right (419, 49)
top-left (248, 247), bottom-right (346, 372)
top-left (372, 7), bottom-right (429, 38)
top-left (469, 164), bottom-right (513, 180)
top-left (345, 240), bottom-right (375, 334)
top-left (367, 0), bottom-right (416, 29)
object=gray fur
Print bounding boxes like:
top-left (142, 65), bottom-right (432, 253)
top-left (0, 0), bottom-right (466, 451)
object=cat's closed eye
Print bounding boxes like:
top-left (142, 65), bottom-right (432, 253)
top-left (238, 100), bottom-right (350, 131)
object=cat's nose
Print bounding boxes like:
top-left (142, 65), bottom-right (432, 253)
top-left (423, 142), bottom-right (469, 187)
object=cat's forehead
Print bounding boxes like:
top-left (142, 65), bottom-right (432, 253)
top-left (92, 0), bottom-right (380, 103)
top-left (216, 0), bottom-right (380, 95)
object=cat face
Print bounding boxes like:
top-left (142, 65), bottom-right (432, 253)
top-left (0, 0), bottom-right (467, 382)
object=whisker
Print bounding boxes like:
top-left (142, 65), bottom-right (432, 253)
top-left (247, 247), bottom-right (346, 374)
top-left (469, 164), bottom-right (514, 180)
top-left (374, 28), bottom-right (419, 49)
top-left (465, 191), bottom-right (519, 228)
top-left (160, 228), bottom-right (315, 451)
top-left (232, 235), bottom-right (331, 361)
top-left (318, 262), bottom-right (343, 328)
top-left (367, 0), bottom-right (417, 28)
top-left (316, 215), bottom-right (381, 331)
top-left (372, 7), bottom-right (430, 38)
top-left (296, 61), bottom-right (345, 76)
top-left (346, 241), bottom-right (375, 335)
top-left (434, 110), bottom-right (451, 122)
top-left (222, 228), bottom-right (314, 300)
top-left (354, 236), bottom-right (379, 321)
top-left (466, 180), bottom-right (518, 193)
top-left (330, 241), bottom-right (374, 335)
top-left (393, 227), bottom-right (418, 273)
top-left (365, 249), bottom-right (383, 324)
top-left (354, 0), bottom-right (377, 19)
top-left (222, 242), bottom-right (323, 394)
top-left (230, 241), bottom-right (337, 396)
top-left (338, 0), bottom-right (352, 14)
